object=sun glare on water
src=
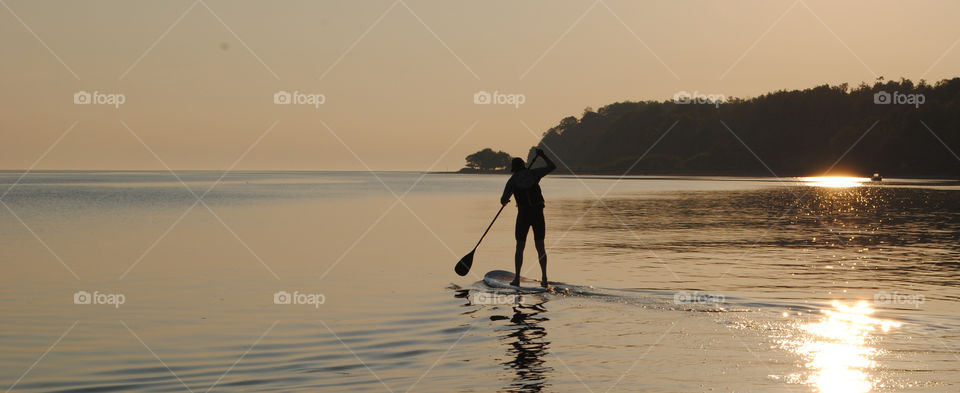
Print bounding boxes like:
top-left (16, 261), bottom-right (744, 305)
top-left (782, 301), bottom-right (901, 393)
top-left (800, 176), bottom-right (870, 188)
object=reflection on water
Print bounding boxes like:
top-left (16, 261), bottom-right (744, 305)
top-left (455, 288), bottom-right (553, 393)
top-left (782, 301), bottom-right (901, 393)
top-left (555, 184), bottom-right (960, 287)
top-left (800, 176), bottom-right (870, 188)
top-left (498, 301), bottom-right (552, 393)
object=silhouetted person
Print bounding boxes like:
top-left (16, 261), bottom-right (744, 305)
top-left (500, 149), bottom-right (556, 287)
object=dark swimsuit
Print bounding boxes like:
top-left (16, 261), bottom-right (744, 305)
top-left (516, 205), bottom-right (545, 242)
top-left (503, 168), bottom-right (552, 243)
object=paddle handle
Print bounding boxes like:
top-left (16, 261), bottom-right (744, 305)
top-left (472, 154), bottom-right (539, 250)
top-left (528, 152), bottom-right (539, 169)
top-left (473, 204), bottom-right (504, 250)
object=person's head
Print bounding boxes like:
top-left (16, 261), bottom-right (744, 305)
top-left (511, 157), bottom-right (525, 173)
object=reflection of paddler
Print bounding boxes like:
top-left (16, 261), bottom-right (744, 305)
top-left (502, 302), bottom-right (551, 392)
top-left (500, 149), bottom-right (557, 287)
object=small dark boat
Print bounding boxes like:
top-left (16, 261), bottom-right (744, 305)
top-left (871, 172), bottom-right (882, 181)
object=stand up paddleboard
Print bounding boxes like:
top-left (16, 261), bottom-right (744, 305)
top-left (483, 270), bottom-right (549, 293)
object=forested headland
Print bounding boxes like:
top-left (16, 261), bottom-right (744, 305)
top-left (465, 78), bottom-right (960, 178)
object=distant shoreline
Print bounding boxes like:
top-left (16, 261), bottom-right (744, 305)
top-left (431, 169), bottom-right (958, 181)
top-left (0, 169), bottom-right (955, 182)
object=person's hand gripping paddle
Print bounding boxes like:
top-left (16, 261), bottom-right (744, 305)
top-left (454, 155), bottom-right (538, 276)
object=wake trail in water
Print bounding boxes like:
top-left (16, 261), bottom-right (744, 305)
top-left (462, 270), bottom-right (840, 316)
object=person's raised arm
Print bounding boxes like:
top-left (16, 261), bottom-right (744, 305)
top-left (532, 148), bottom-right (557, 178)
top-left (541, 150), bottom-right (557, 172)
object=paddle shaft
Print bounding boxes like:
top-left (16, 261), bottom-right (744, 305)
top-left (471, 154), bottom-right (539, 250)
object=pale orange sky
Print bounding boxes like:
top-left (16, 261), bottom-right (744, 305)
top-left (1, 0), bottom-right (958, 171)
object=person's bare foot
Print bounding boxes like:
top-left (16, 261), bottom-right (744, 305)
top-left (509, 279), bottom-right (520, 287)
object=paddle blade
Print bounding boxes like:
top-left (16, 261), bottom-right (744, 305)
top-left (454, 250), bottom-right (475, 276)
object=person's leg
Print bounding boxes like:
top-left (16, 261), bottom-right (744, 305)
top-left (512, 209), bottom-right (530, 286)
top-left (532, 207), bottom-right (548, 287)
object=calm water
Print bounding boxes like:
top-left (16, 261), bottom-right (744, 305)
top-left (1, 171), bottom-right (958, 392)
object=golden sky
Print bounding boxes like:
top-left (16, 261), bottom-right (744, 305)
top-left (2, 0), bottom-right (958, 171)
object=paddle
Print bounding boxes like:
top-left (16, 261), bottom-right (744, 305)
top-left (455, 154), bottom-right (538, 276)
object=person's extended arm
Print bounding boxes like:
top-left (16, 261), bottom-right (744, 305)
top-left (541, 150), bottom-right (557, 173)
top-left (532, 149), bottom-right (557, 178)
top-left (500, 178), bottom-right (513, 205)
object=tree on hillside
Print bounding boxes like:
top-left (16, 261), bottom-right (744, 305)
top-left (464, 148), bottom-right (512, 171)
